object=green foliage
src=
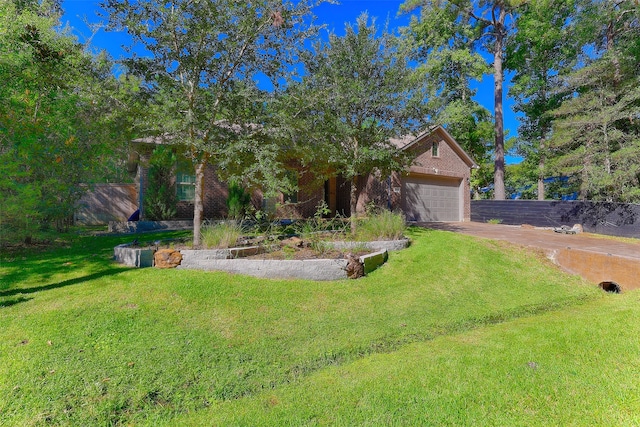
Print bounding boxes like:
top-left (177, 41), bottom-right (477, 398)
top-left (550, 56), bottom-right (640, 202)
top-left (506, 0), bottom-right (577, 200)
top-left (0, 1), bottom-right (136, 242)
top-left (292, 201), bottom-right (350, 251)
top-left (101, 0), bottom-right (324, 245)
top-left (505, 162), bottom-right (538, 199)
top-left (506, 0), bottom-right (640, 203)
top-left (0, 228), bottom-right (598, 425)
top-left (226, 182), bottom-right (252, 220)
top-left (354, 210), bottom-right (406, 241)
top-left (294, 201), bottom-right (346, 234)
top-left (143, 147), bottom-right (177, 221)
top-left (282, 14), bottom-right (426, 231)
top-left (401, 0), bottom-right (524, 200)
top-left (200, 221), bottom-right (243, 249)
top-left (401, 1), bottom-right (494, 165)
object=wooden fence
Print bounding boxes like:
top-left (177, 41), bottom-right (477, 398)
top-left (471, 200), bottom-right (640, 239)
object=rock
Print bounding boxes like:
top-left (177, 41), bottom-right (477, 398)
top-left (154, 249), bottom-right (182, 268)
top-left (345, 253), bottom-right (364, 279)
top-left (572, 223), bottom-right (584, 233)
top-left (282, 236), bottom-right (304, 248)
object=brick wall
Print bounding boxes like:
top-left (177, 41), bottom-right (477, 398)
top-left (406, 132), bottom-right (472, 221)
top-left (203, 164), bottom-right (229, 219)
top-left (275, 167), bottom-right (324, 218)
top-left (332, 131), bottom-right (474, 220)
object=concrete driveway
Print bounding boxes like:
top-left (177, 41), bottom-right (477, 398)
top-left (418, 221), bottom-right (640, 292)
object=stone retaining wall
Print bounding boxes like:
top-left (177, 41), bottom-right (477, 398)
top-left (114, 240), bottom-right (400, 280)
top-left (114, 244), bottom-right (154, 268)
top-left (177, 250), bottom-right (388, 281)
top-left (329, 238), bottom-right (410, 252)
top-left (178, 258), bottom-right (351, 281)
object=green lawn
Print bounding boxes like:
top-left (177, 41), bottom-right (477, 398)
top-left (2, 227), bottom-right (636, 426)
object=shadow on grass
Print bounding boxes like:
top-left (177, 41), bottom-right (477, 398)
top-left (0, 268), bottom-right (126, 298)
top-left (0, 296), bottom-right (33, 308)
top-left (411, 222), bottom-right (470, 233)
top-left (1, 230), bottom-right (188, 289)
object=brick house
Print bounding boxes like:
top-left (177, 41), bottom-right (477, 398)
top-left (131, 125), bottom-right (477, 222)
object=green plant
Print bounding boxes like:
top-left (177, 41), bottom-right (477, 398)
top-left (282, 245), bottom-right (296, 260)
top-left (226, 183), bottom-right (252, 220)
top-left (487, 218), bottom-right (503, 224)
top-left (294, 201), bottom-right (349, 239)
top-left (144, 147), bottom-right (177, 221)
top-left (200, 221), bottom-right (243, 249)
top-left (354, 210), bottom-right (406, 241)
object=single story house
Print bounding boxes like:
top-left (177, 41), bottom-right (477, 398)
top-left (130, 125), bottom-right (477, 222)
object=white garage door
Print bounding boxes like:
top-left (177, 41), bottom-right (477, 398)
top-left (402, 175), bottom-right (462, 222)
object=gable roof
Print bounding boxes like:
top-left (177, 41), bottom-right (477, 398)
top-left (390, 125), bottom-right (478, 169)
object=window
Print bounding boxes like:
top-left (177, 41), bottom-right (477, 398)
top-left (431, 141), bottom-right (440, 157)
top-left (262, 196), bottom-right (278, 215)
top-left (176, 171), bottom-right (196, 202)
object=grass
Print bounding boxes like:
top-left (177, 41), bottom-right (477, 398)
top-left (1, 226), bottom-right (632, 426)
top-left (354, 210), bottom-right (406, 241)
top-left (200, 221), bottom-right (244, 248)
top-left (183, 293), bottom-right (640, 426)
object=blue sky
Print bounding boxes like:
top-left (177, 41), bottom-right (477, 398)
top-left (61, 0), bottom-right (522, 164)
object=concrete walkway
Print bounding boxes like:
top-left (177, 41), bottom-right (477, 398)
top-left (418, 221), bottom-right (640, 291)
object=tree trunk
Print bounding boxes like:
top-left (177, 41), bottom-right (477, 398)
top-left (192, 160), bottom-right (206, 246)
top-left (537, 140), bottom-right (545, 200)
top-left (493, 8), bottom-right (507, 200)
top-left (350, 175), bottom-right (359, 234)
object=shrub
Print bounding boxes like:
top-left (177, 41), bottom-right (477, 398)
top-left (354, 210), bottom-right (406, 241)
top-left (294, 201), bottom-right (349, 240)
top-left (144, 147), bottom-right (177, 221)
top-left (201, 221), bottom-right (244, 248)
top-left (226, 183), bottom-right (252, 219)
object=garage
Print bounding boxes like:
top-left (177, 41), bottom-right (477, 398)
top-left (402, 175), bottom-right (462, 222)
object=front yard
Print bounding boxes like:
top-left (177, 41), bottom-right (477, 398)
top-left (1, 227), bottom-right (638, 425)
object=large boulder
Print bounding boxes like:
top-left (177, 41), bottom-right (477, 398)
top-left (154, 249), bottom-right (182, 268)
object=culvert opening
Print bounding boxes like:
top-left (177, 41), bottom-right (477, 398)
top-left (599, 281), bottom-right (621, 293)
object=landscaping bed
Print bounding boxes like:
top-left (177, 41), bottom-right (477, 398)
top-left (114, 213), bottom-right (410, 279)
top-left (114, 234), bottom-right (408, 280)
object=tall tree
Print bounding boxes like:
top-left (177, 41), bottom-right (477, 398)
top-left (400, 0), bottom-right (524, 199)
top-left (548, 0), bottom-right (640, 202)
top-left (506, 0), bottom-right (576, 200)
top-left (281, 14), bottom-right (427, 232)
top-left (400, 3), bottom-right (494, 197)
top-left (0, 0), bottom-right (132, 242)
top-left (102, 0), bottom-right (322, 246)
